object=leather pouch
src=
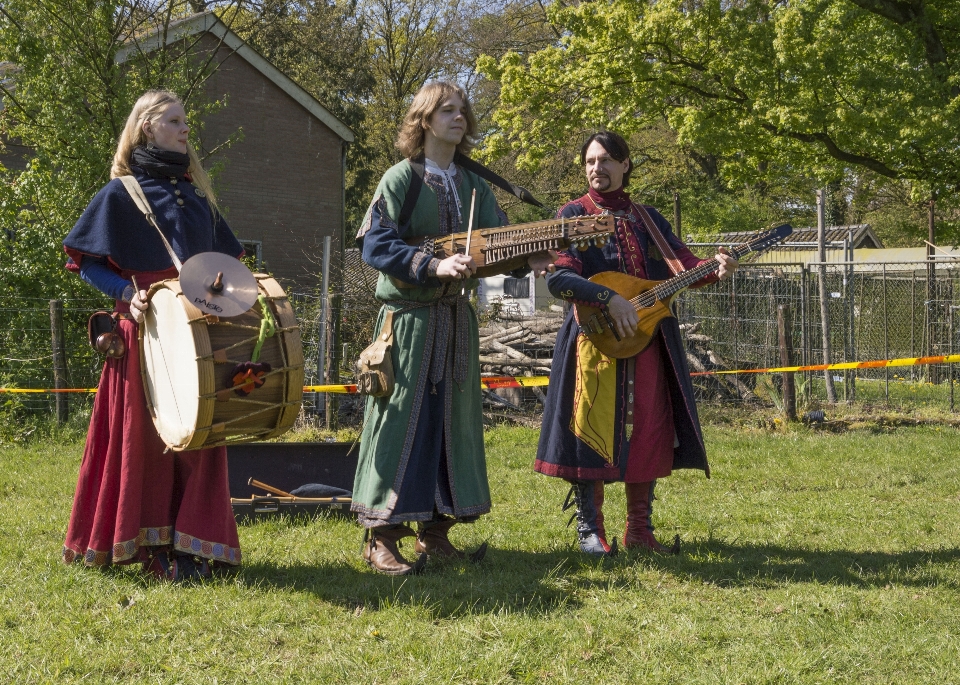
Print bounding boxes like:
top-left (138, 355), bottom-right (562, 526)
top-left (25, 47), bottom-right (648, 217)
top-left (88, 311), bottom-right (125, 359)
top-left (354, 310), bottom-right (395, 397)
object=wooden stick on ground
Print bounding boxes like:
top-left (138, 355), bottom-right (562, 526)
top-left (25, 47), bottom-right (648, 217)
top-left (248, 477), bottom-right (294, 498)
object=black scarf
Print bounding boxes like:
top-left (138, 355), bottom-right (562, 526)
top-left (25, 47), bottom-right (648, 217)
top-left (131, 146), bottom-right (190, 179)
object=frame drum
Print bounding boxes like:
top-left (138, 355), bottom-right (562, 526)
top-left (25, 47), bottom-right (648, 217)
top-left (139, 274), bottom-right (304, 451)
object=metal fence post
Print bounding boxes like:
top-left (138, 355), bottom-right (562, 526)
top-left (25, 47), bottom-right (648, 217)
top-left (49, 299), bottom-right (69, 424)
top-left (950, 305), bottom-right (955, 412)
top-left (317, 235), bottom-right (331, 420)
top-left (847, 232), bottom-right (856, 401)
top-left (883, 263), bottom-right (889, 403)
top-left (816, 191), bottom-right (837, 403)
top-left (911, 271), bottom-right (917, 381)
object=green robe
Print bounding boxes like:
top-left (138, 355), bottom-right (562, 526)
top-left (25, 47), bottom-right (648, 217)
top-left (351, 159), bottom-right (505, 526)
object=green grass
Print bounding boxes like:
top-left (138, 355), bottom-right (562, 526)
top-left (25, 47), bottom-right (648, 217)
top-left (3, 423), bottom-right (960, 683)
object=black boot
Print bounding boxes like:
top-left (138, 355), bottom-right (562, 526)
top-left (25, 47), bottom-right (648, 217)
top-left (563, 481), bottom-right (617, 557)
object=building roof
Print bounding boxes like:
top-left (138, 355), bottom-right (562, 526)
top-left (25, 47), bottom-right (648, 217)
top-left (343, 248), bottom-right (380, 294)
top-left (717, 224), bottom-right (883, 249)
top-left (115, 12), bottom-right (354, 143)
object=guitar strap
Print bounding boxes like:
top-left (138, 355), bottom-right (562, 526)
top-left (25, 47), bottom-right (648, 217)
top-left (630, 203), bottom-right (686, 277)
top-left (581, 194), bottom-right (686, 277)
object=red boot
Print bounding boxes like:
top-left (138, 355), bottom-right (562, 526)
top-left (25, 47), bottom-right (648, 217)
top-left (593, 481), bottom-right (608, 544)
top-left (624, 481), bottom-right (680, 554)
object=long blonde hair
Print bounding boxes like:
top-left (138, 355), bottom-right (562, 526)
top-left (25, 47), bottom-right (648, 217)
top-left (395, 81), bottom-right (477, 159)
top-left (111, 89), bottom-right (218, 212)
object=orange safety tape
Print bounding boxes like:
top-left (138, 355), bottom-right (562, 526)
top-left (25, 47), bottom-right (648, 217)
top-left (4, 353), bottom-right (959, 394)
top-left (304, 375), bottom-right (551, 394)
top-left (689, 353), bottom-right (960, 376)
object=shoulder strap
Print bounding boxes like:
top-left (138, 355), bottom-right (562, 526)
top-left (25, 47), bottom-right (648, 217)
top-left (631, 203), bottom-right (685, 276)
top-left (378, 309), bottom-right (395, 342)
top-left (398, 156), bottom-right (426, 228)
top-left (118, 175), bottom-right (183, 272)
top-left (398, 153), bottom-right (544, 227)
top-left (453, 152), bottom-right (543, 208)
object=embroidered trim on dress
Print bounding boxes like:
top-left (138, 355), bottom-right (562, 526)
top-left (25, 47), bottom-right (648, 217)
top-left (409, 251), bottom-right (428, 281)
top-left (63, 524), bottom-right (175, 566)
top-left (174, 531), bottom-right (242, 565)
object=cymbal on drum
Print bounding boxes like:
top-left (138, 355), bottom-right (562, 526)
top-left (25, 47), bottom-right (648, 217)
top-left (179, 252), bottom-right (258, 317)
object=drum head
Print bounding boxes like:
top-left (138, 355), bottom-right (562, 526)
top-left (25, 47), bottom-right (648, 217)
top-left (141, 287), bottom-right (200, 447)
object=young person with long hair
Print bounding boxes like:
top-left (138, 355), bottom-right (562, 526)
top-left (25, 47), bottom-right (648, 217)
top-left (352, 81), bottom-right (554, 575)
top-left (61, 90), bottom-right (244, 580)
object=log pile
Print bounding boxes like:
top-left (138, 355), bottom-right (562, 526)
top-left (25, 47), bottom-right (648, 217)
top-left (681, 322), bottom-right (758, 401)
top-left (476, 316), bottom-right (759, 405)
top-left (478, 312), bottom-right (564, 410)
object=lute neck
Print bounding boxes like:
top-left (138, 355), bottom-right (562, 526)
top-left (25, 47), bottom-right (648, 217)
top-left (647, 242), bottom-right (753, 302)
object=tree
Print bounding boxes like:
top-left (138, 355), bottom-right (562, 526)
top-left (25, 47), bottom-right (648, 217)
top-left (481, 0), bottom-right (960, 200)
top-left (0, 0), bottom-right (245, 300)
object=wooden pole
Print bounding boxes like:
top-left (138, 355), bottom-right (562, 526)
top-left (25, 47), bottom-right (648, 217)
top-left (673, 191), bottom-right (681, 236)
top-left (49, 299), bottom-right (69, 424)
top-left (777, 304), bottom-right (797, 421)
top-left (817, 189), bottom-right (837, 403)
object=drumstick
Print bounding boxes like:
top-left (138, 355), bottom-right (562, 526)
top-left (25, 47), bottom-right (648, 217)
top-left (464, 188), bottom-right (477, 258)
top-left (129, 275), bottom-right (146, 319)
top-left (248, 477), bottom-right (295, 498)
top-left (462, 188), bottom-right (476, 291)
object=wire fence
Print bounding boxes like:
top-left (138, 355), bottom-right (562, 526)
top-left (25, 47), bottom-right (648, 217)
top-left (678, 259), bottom-right (960, 410)
top-left (5, 259), bottom-right (960, 426)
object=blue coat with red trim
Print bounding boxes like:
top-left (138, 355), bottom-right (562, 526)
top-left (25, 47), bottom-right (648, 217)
top-left (534, 196), bottom-right (710, 481)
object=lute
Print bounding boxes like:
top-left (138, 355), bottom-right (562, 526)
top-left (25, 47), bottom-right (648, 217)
top-left (404, 214), bottom-right (616, 279)
top-left (575, 223), bottom-right (793, 359)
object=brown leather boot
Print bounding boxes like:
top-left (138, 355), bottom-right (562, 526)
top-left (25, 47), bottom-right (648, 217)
top-left (415, 519), bottom-right (488, 562)
top-left (362, 525), bottom-right (426, 575)
top-left (623, 481), bottom-right (680, 554)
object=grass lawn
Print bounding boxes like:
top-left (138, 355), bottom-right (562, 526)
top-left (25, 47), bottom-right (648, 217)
top-left (2, 420), bottom-right (960, 683)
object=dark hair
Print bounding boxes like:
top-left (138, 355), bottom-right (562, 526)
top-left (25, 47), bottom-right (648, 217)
top-left (580, 131), bottom-right (633, 188)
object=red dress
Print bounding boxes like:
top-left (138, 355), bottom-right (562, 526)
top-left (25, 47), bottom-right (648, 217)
top-left (62, 268), bottom-right (241, 568)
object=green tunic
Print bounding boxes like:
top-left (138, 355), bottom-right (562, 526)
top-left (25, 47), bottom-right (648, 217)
top-left (351, 159), bottom-right (506, 526)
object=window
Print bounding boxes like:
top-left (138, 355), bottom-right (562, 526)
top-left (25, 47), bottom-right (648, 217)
top-left (503, 276), bottom-right (530, 299)
top-left (239, 240), bottom-right (263, 269)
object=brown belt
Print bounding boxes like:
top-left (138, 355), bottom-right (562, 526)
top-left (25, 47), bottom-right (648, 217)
top-left (115, 312), bottom-right (135, 321)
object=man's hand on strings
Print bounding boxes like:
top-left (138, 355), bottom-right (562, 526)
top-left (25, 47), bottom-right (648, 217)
top-left (715, 247), bottom-right (739, 280)
top-left (527, 250), bottom-right (558, 278)
top-left (436, 254), bottom-right (476, 282)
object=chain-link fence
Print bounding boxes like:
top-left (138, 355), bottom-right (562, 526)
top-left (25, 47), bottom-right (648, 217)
top-left (676, 259), bottom-right (960, 410)
top-left (0, 296), bottom-right (106, 415)
top-left (6, 259), bottom-right (960, 426)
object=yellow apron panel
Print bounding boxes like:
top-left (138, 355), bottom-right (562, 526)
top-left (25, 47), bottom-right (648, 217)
top-left (569, 333), bottom-right (617, 463)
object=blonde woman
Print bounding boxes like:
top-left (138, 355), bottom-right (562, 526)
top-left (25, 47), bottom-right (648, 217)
top-left (352, 81), bottom-right (554, 574)
top-left (62, 90), bottom-right (244, 580)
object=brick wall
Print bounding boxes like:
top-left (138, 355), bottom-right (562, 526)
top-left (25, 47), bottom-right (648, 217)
top-left (195, 34), bottom-right (345, 291)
